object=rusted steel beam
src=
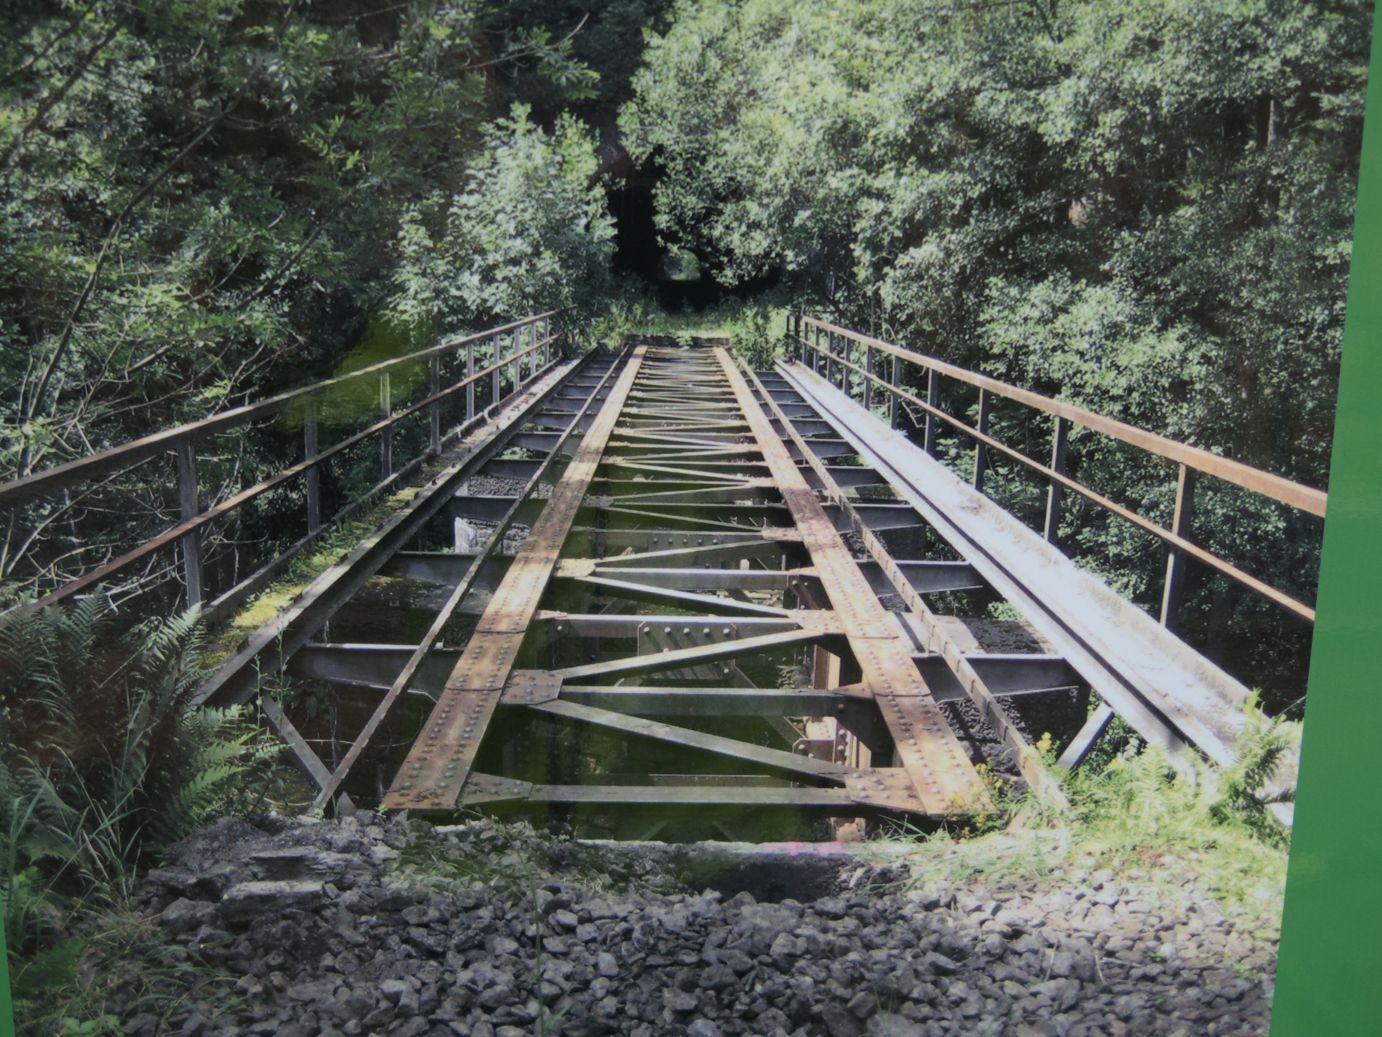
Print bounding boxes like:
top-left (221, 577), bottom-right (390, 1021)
top-left (309, 349), bottom-right (632, 811)
top-left (532, 612), bottom-right (831, 638)
top-left (797, 316), bottom-right (1327, 518)
top-left (583, 539), bottom-right (791, 568)
top-left (520, 695), bottom-right (854, 781)
top-left (715, 349), bottom-right (992, 816)
top-left (754, 362), bottom-right (1067, 804)
top-left (556, 572), bottom-right (795, 617)
top-left (553, 627), bottom-right (825, 682)
top-left (383, 346), bottom-right (649, 811)
top-left (446, 776), bottom-right (869, 812)
top-left (193, 357), bottom-right (582, 709)
top-left (555, 684), bottom-right (865, 716)
top-left (577, 565), bottom-right (813, 593)
top-left (1, 313), bottom-right (560, 502)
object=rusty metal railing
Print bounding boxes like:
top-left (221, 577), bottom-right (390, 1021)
top-left (786, 314), bottom-right (1326, 624)
top-left (1, 311), bottom-right (565, 617)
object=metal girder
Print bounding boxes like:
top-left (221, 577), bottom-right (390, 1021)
top-left (383, 346), bottom-right (650, 810)
top-left (553, 627), bottom-right (825, 682)
top-left (555, 684), bottom-right (868, 716)
top-left (858, 559), bottom-right (983, 595)
top-left (586, 539), bottom-right (793, 568)
top-left (556, 572), bottom-right (795, 617)
top-left (577, 565), bottom-right (814, 593)
top-left (233, 340), bottom-right (1077, 829)
top-left (310, 350), bottom-right (635, 810)
top-left (194, 357), bottom-right (584, 709)
top-left (780, 360), bottom-right (1279, 792)
top-left (714, 348), bottom-right (992, 816)
top-left (754, 362), bottom-right (1066, 803)
top-left (519, 695), bottom-right (854, 782)
top-left (533, 611), bottom-right (828, 638)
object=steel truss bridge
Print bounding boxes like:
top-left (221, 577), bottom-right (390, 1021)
top-left (0, 314), bottom-right (1324, 837)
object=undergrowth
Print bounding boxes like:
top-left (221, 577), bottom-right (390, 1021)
top-left (883, 706), bottom-right (1293, 927)
top-left (0, 596), bottom-right (275, 1033)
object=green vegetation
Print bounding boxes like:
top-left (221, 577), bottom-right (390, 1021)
top-left (623, 0), bottom-right (1367, 690)
top-left (0, 597), bottom-right (273, 1030)
top-left (888, 713), bottom-right (1292, 928)
top-left (0, 1), bottom-right (635, 596)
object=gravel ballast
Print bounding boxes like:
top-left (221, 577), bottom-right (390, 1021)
top-left (107, 815), bottom-right (1279, 1036)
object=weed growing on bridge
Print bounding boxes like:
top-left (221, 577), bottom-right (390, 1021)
top-left (881, 717), bottom-right (1291, 928)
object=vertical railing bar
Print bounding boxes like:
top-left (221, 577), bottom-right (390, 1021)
top-left (466, 338), bottom-right (476, 421)
top-left (889, 353), bottom-right (900, 428)
top-left (491, 333), bottom-right (502, 407)
top-left (379, 372), bottom-right (393, 480)
top-left (864, 346), bottom-right (874, 412)
top-left (1160, 464), bottom-right (1198, 629)
top-left (428, 356), bottom-right (441, 455)
top-left (973, 388), bottom-right (990, 493)
top-left (1044, 416), bottom-right (1071, 543)
top-left (174, 439), bottom-right (203, 608)
top-left (923, 368), bottom-right (939, 456)
top-left (304, 399), bottom-right (321, 536)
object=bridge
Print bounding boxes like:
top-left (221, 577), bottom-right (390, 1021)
top-left (0, 313), bottom-right (1323, 837)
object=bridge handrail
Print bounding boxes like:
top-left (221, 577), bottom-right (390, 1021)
top-left (2, 311), bottom-right (564, 616)
top-left (788, 314), bottom-right (1325, 624)
top-left (0, 311), bottom-right (560, 503)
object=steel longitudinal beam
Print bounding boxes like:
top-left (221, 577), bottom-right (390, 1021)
top-left (382, 346), bottom-right (649, 810)
top-left (713, 349), bottom-right (992, 816)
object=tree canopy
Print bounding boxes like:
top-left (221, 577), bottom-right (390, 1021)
top-left (0, 0), bottom-right (621, 481)
top-left (623, 0), bottom-right (1370, 487)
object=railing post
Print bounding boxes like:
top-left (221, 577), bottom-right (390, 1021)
top-left (304, 399), bottom-right (321, 535)
top-left (379, 372), bottom-right (393, 480)
top-left (1160, 464), bottom-right (1198, 629)
top-left (923, 369), bottom-right (939, 456)
top-left (428, 356), bottom-right (441, 454)
top-left (1044, 417), bottom-right (1071, 543)
top-left (973, 388), bottom-right (991, 493)
top-left (466, 339), bottom-right (476, 421)
top-left (491, 333), bottom-right (501, 407)
top-left (811, 325), bottom-right (821, 374)
top-left (174, 439), bottom-right (203, 608)
top-left (864, 346), bottom-right (874, 412)
top-left (889, 354), bottom-right (900, 428)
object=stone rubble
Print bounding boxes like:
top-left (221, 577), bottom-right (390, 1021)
top-left (106, 815), bottom-right (1277, 1036)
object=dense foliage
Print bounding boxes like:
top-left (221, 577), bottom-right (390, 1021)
top-left (0, 1), bottom-right (621, 478)
top-left (624, 0), bottom-right (1367, 485)
top-left (0, 599), bottom-right (270, 984)
top-left (624, 0), bottom-right (1369, 690)
top-left (0, 0), bottom-right (637, 601)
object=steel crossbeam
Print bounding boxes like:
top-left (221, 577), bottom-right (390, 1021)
top-left (713, 348), bottom-right (992, 815)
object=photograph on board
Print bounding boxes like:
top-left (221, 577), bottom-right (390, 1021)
top-left (0, 2), bottom-right (1372, 1035)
